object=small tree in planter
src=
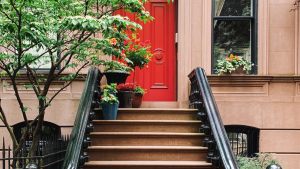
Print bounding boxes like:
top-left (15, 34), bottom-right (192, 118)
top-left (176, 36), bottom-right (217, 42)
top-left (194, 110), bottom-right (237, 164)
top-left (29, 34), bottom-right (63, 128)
top-left (116, 83), bottom-right (135, 108)
top-left (101, 90), bottom-right (119, 120)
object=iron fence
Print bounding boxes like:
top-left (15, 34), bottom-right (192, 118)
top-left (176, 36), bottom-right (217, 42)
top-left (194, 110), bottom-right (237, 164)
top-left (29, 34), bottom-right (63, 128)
top-left (1, 135), bottom-right (69, 169)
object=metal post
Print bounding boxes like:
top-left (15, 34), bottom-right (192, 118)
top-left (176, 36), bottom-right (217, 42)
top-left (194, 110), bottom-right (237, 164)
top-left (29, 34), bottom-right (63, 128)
top-left (3, 137), bottom-right (5, 169)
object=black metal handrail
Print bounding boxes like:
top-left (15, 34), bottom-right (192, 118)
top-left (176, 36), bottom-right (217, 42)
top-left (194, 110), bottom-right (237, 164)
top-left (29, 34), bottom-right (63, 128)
top-left (62, 67), bottom-right (102, 169)
top-left (188, 67), bottom-right (239, 169)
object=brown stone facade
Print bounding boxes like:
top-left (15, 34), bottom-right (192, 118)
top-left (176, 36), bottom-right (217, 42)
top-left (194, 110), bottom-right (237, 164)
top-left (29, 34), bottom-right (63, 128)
top-left (1, 0), bottom-right (300, 168)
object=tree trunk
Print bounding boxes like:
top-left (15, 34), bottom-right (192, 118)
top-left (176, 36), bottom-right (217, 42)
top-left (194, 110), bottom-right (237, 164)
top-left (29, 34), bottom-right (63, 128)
top-left (29, 101), bottom-right (45, 158)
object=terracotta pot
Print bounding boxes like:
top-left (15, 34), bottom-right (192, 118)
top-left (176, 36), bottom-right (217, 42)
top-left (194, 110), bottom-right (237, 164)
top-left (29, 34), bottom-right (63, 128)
top-left (103, 70), bottom-right (130, 85)
top-left (102, 103), bottom-right (118, 120)
top-left (222, 66), bottom-right (247, 75)
top-left (117, 91), bottom-right (135, 108)
top-left (132, 93), bottom-right (143, 108)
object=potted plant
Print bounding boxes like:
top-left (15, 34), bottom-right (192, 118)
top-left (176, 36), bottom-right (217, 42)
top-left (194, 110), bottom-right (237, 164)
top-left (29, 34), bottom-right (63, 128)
top-left (132, 85), bottom-right (147, 108)
top-left (216, 54), bottom-right (254, 75)
top-left (100, 83), bottom-right (118, 97)
top-left (101, 89), bottom-right (119, 120)
top-left (116, 83), bottom-right (135, 108)
top-left (103, 60), bottom-right (133, 85)
top-left (122, 36), bottom-right (152, 83)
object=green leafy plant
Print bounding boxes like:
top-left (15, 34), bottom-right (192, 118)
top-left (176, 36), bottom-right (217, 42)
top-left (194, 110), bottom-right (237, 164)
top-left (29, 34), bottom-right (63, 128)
top-left (103, 60), bottom-right (133, 72)
top-left (237, 153), bottom-right (283, 169)
top-left (216, 54), bottom-right (254, 75)
top-left (0, 0), bottom-right (153, 159)
top-left (101, 90), bottom-right (119, 104)
top-left (122, 35), bottom-right (153, 82)
top-left (101, 83), bottom-right (118, 93)
top-left (134, 85), bottom-right (146, 94)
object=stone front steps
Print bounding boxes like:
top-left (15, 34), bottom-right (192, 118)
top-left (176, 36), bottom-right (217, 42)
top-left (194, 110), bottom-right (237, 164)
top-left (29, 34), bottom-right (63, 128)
top-left (84, 108), bottom-right (213, 169)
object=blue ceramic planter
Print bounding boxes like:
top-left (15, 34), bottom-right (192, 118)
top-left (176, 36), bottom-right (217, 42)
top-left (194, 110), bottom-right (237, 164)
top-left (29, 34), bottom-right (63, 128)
top-left (102, 103), bottom-right (118, 120)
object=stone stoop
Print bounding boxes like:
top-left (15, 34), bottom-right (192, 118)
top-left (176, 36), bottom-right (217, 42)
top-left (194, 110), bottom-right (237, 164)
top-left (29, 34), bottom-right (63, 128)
top-left (84, 108), bottom-right (213, 169)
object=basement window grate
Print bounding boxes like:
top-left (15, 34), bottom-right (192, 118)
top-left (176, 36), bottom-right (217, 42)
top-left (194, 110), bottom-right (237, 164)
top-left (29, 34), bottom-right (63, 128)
top-left (225, 125), bottom-right (259, 157)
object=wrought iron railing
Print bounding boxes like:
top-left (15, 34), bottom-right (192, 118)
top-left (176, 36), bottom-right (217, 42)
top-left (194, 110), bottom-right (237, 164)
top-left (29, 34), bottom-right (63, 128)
top-left (62, 67), bottom-right (102, 169)
top-left (1, 135), bottom-right (69, 169)
top-left (188, 67), bottom-right (239, 169)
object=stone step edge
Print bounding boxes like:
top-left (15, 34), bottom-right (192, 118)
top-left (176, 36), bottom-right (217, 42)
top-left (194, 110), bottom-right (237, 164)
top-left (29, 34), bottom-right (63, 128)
top-left (87, 146), bottom-right (208, 150)
top-left (90, 132), bottom-right (205, 137)
top-left (95, 108), bottom-right (198, 112)
top-left (84, 161), bottom-right (212, 166)
top-left (92, 120), bottom-right (201, 124)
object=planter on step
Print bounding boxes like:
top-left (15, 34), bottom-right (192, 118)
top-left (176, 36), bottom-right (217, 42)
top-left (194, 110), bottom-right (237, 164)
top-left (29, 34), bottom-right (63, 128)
top-left (118, 91), bottom-right (135, 108)
top-left (102, 103), bottom-right (118, 120)
top-left (132, 93), bottom-right (143, 108)
top-left (103, 70), bottom-right (130, 85)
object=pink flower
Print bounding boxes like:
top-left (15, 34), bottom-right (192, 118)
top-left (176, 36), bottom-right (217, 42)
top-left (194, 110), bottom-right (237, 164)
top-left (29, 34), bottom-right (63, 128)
top-left (145, 40), bottom-right (150, 43)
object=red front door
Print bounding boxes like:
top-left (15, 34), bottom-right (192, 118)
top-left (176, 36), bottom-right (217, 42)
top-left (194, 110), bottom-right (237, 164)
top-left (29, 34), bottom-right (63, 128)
top-left (116, 0), bottom-right (176, 101)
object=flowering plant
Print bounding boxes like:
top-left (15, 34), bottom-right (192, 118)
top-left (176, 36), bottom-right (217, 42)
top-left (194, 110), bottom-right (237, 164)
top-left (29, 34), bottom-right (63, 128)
top-left (101, 83), bottom-right (118, 93)
top-left (116, 83), bottom-right (136, 92)
top-left (216, 54), bottom-right (254, 75)
top-left (134, 85), bottom-right (146, 94)
top-left (122, 38), bottom-right (152, 70)
top-left (101, 90), bottom-right (119, 104)
top-left (103, 60), bottom-right (133, 72)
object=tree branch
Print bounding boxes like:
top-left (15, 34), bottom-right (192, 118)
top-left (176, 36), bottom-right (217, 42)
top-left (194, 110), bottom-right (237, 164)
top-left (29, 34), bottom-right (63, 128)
top-left (0, 104), bottom-right (18, 148)
top-left (25, 66), bottom-right (40, 96)
top-left (7, 72), bottom-right (30, 128)
top-left (49, 62), bottom-right (89, 104)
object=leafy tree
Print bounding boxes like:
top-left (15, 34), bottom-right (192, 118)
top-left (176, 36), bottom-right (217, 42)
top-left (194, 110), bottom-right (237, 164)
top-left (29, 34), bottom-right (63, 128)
top-left (0, 0), bottom-right (154, 160)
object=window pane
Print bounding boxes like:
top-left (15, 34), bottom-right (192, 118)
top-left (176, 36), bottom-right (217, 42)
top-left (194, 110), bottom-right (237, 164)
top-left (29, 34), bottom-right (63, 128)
top-left (25, 33), bottom-right (57, 69)
top-left (213, 20), bottom-right (251, 70)
top-left (215, 0), bottom-right (252, 16)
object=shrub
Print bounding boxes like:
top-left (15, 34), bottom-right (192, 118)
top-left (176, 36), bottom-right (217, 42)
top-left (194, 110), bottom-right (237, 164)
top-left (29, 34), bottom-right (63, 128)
top-left (237, 153), bottom-right (283, 169)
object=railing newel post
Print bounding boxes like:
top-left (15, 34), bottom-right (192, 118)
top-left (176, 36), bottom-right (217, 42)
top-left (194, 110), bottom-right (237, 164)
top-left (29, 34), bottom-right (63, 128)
top-left (188, 67), bottom-right (239, 169)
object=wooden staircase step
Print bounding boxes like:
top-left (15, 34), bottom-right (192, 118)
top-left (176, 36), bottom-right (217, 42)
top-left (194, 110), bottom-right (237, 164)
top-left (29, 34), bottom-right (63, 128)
top-left (84, 161), bottom-right (214, 169)
top-left (90, 132), bottom-right (205, 146)
top-left (95, 108), bottom-right (198, 120)
top-left (87, 146), bottom-right (208, 161)
top-left (92, 120), bottom-right (201, 133)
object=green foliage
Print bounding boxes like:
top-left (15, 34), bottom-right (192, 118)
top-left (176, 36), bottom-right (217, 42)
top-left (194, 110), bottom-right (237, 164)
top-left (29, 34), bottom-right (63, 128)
top-left (237, 153), bottom-right (283, 169)
top-left (0, 0), bottom-right (153, 74)
top-left (101, 89), bottom-right (119, 104)
top-left (124, 38), bottom-right (152, 70)
top-left (134, 85), bottom-right (146, 94)
top-left (101, 83), bottom-right (118, 93)
top-left (23, 107), bottom-right (28, 112)
top-left (0, 0), bottom-right (153, 159)
top-left (216, 54), bottom-right (254, 75)
top-left (103, 60), bottom-right (133, 72)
